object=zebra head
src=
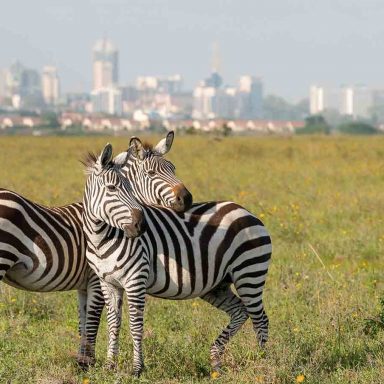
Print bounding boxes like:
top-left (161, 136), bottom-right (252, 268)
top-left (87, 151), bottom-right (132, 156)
top-left (121, 131), bottom-right (193, 213)
top-left (83, 143), bottom-right (146, 238)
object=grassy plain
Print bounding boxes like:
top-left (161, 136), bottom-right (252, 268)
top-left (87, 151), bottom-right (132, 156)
top-left (0, 135), bottom-right (384, 384)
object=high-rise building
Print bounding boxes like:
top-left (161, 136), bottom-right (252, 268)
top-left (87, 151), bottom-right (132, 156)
top-left (20, 69), bottom-right (41, 97)
top-left (340, 86), bottom-right (355, 116)
top-left (205, 71), bottom-right (223, 89)
top-left (93, 38), bottom-right (118, 90)
top-left (193, 83), bottom-right (216, 119)
top-left (42, 66), bottom-right (60, 106)
top-left (353, 85), bottom-right (372, 118)
top-left (0, 62), bottom-right (46, 109)
top-left (7, 61), bottom-right (24, 96)
top-left (338, 85), bottom-right (372, 118)
top-left (236, 76), bottom-right (263, 119)
top-left (309, 85), bottom-right (325, 115)
top-left (158, 74), bottom-right (182, 94)
top-left (0, 69), bottom-right (7, 99)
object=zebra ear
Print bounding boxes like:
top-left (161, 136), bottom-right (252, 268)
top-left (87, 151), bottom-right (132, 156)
top-left (99, 143), bottom-right (113, 168)
top-left (113, 151), bottom-right (129, 166)
top-left (154, 131), bottom-right (174, 155)
top-left (129, 137), bottom-right (145, 160)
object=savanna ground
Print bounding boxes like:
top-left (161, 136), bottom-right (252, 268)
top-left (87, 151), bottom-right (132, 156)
top-left (0, 135), bottom-right (384, 384)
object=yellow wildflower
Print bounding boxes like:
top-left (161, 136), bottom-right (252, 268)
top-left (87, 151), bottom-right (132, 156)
top-left (296, 374), bottom-right (305, 383)
top-left (211, 371), bottom-right (220, 379)
top-left (82, 378), bottom-right (90, 384)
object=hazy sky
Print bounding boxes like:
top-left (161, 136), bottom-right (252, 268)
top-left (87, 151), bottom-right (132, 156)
top-left (1, 0), bottom-right (384, 101)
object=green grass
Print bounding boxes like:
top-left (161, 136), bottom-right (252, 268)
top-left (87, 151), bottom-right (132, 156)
top-left (1, 135), bottom-right (384, 383)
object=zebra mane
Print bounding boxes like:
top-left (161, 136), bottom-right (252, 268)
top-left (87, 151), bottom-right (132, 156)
top-left (81, 151), bottom-right (98, 174)
top-left (81, 151), bottom-right (114, 175)
top-left (142, 142), bottom-right (153, 151)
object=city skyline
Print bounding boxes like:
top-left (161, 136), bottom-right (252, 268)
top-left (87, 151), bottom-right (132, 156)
top-left (2, 35), bottom-right (384, 124)
top-left (1, 1), bottom-right (384, 101)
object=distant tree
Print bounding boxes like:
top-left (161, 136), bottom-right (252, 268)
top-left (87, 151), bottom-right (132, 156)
top-left (263, 95), bottom-right (309, 120)
top-left (337, 121), bottom-right (378, 135)
top-left (148, 121), bottom-right (167, 133)
top-left (221, 122), bottom-right (232, 137)
top-left (41, 111), bottom-right (59, 128)
top-left (296, 115), bottom-right (331, 135)
top-left (185, 126), bottom-right (196, 135)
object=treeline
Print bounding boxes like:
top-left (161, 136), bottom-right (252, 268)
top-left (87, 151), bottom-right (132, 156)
top-left (296, 115), bottom-right (382, 135)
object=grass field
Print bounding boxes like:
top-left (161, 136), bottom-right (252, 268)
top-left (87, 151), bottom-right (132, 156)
top-left (1, 135), bottom-right (384, 384)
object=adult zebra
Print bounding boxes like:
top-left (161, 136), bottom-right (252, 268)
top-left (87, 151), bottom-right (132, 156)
top-left (83, 144), bottom-right (272, 377)
top-left (0, 132), bottom-right (192, 366)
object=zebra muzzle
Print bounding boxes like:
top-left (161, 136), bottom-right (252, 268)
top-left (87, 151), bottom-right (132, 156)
top-left (171, 184), bottom-right (193, 212)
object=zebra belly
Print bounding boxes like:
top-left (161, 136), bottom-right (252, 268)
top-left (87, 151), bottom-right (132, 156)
top-left (3, 262), bottom-right (89, 292)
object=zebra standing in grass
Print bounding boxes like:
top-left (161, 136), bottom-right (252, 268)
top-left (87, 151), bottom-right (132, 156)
top-left (82, 143), bottom-right (272, 377)
top-left (0, 191), bottom-right (103, 364)
top-left (0, 132), bottom-right (192, 365)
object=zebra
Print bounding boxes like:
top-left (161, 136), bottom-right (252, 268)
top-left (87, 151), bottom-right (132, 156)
top-left (82, 144), bottom-right (272, 377)
top-left (0, 131), bottom-right (192, 366)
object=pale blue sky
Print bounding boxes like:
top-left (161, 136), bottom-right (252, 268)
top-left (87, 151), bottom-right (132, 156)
top-left (1, 0), bottom-right (383, 100)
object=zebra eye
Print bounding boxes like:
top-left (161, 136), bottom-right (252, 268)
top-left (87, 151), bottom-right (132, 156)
top-left (147, 170), bottom-right (156, 177)
top-left (106, 184), bottom-right (117, 192)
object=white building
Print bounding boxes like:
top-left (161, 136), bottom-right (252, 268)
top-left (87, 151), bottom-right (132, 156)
top-left (340, 86), bottom-right (354, 116)
top-left (136, 74), bottom-right (182, 94)
top-left (136, 76), bottom-right (158, 91)
top-left (91, 87), bottom-right (122, 115)
top-left (236, 76), bottom-right (263, 119)
top-left (0, 69), bottom-right (7, 99)
top-left (42, 66), bottom-right (60, 106)
top-left (309, 85), bottom-right (325, 115)
top-left (193, 84), bottom-right (217, 119)
top-left (93, 38), bottom-right (118, 90)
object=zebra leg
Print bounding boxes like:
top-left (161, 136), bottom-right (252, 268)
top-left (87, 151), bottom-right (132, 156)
top-left (83, 273), bottom-right (105, 365)
top-left (125, 282), bottom-right (147, 377)
top-left (234, 279), bottom-right (269, 347)
top-left (99, 279), bottom-right (124, 369)
top-left (201, 283), bottom-right (249, 372)
top-left (76, 289), bottom-right (89, 367)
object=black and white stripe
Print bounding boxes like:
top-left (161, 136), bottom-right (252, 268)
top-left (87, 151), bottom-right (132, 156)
top-left (83, 148), bottom-right (272, 376)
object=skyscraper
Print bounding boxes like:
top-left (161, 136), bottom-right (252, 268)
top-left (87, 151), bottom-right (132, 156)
top-left (92, 38), bottom-right (118, 90)
top-left (236, 76), bottom-right (263, 119)
top-left (309, 85), bottom-right (325, 115)
top-left (42, 66), bottom-right (60, 106)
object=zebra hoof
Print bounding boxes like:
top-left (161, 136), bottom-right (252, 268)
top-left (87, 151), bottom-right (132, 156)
top-left (105, 359), bottom-right (118, 371)
top-left (132, 366), bottom-right (144, 378)
top-left (132, 371), bottom-right (142, 379)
